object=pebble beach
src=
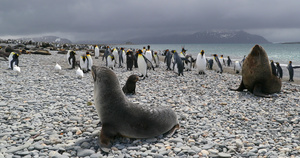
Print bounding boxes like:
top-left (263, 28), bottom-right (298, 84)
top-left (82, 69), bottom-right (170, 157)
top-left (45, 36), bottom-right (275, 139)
top-left (0, 52), bottom-right (300, 158)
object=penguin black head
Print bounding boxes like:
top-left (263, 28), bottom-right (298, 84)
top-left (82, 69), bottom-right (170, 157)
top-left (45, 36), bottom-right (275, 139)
top-left (200, 50), bottom-right (205, 55)
top-left (86, 52), bottom-right (90, 55)
top-left (289, 61), bottom-right (292, 64)
top-left (171, 50), bottom-right (176, 53)
top-left (276, 62), bottom-right (280, 66)
top-left (270, 60), bottom-right (274, 63)
top-left (137, 50), bottom-right (143, 54)
top-left (147, 45), bottom-right (150, 50)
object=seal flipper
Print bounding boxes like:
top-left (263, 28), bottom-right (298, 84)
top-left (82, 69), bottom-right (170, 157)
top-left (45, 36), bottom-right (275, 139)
top-left (229, 80), bottom-right (246, 91)
top-left (252, 84), bottom-right (272, 98)
top-left (99, 124), bottom-right (117, 148)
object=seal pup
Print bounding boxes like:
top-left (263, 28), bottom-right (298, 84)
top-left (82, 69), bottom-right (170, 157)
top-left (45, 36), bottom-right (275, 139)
top-left (122, 74), bottom-right (139, 95)
top-left (92, 66), bottom-right (179, 148)
top-left (230, 45), bottom-right (282, 97)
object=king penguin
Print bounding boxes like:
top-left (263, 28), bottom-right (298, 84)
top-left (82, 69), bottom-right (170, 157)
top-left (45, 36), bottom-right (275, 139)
top-left (107, 53), bottom-right (115, 70)
top-left (137, 49), bottom-right (148, 79)
top-left (196, 50), bottom-right (206, 74)
top-left (172, 50), bottom-right (184, 76)
top-left (8, 52), bottom-right (19, 70)
top-left (67, 50), bottom-right (76, 69)
top-left (276, 62), bottom-right (283, 79)
top-left (80, 54), bottom-right (88, 73)
top-left (153, 51), bottom-right (160, 67)
top-left (145, 45), bottom-right (153, 64)
top-left (287, 61), bottom-right (294, 82)
top-left (213, 54), bottom-right (223, 73)
top-left (86, 52), bottom-right (93, 71)
top-left (234, 61), bottom-right (241, 74)
top-left (270, 60), bottom-right (276, 76)
top-left (112, 48), bottom-right (119, 66)
top-left (220, 55), bottom-right (225, 66)
top-left (94, 45), bottom-right (100, 59)
top-left (164, 49), bottom-right (172, 70)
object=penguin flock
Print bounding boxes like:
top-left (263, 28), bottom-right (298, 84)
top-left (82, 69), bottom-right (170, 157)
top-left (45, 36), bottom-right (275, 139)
top-left (5, 44), bottom-right (300, 83)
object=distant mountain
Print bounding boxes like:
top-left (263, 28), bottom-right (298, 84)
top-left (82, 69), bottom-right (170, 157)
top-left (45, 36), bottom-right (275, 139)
top-left (128, 30), bottom-right (271, 44)
top-left (19, 36), bottom-right (72, 44)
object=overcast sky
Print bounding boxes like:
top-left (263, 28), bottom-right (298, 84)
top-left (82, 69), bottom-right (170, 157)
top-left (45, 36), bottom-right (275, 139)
top-left (1, 0), bottom-right (300, 43)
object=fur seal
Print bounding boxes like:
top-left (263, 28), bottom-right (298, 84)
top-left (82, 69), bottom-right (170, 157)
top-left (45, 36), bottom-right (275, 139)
top-left (122, 75), bottom-right (139, 95)
top-left (230, 45), bottom-right (282, 97)
top-left (92, 66), bottom-right (179, 147)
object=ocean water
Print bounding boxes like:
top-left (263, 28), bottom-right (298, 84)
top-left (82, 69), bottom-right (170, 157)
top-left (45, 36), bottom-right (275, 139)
top-left (115, 43), bottom-right (300, 78)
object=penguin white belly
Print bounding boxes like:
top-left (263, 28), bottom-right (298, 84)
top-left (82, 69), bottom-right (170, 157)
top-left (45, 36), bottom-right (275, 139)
top-left (107, 56), bottom-right (114, 68)
top-left (122, 51), bottom-right (126, 64)
top-left (196, 56), bottom-right (206, 72)
top-left (87, 56), bottom-right (93, 70)
top-left (80, 59), bottom-right (88, 71)
top-left (138, 56), bottom-right (147, 76)
top-left (145, 51), bottom-right (153, 63)
top-left (112, 50), bottom-right (118, 65)
top-left (8, 53), bottom-right (14, 68)
top-left (95, 47), bottom-right (99, 57)
top-left (234, 61), bottom-right (241, 72)
top-left (174, 63), bottom-right (178, 74)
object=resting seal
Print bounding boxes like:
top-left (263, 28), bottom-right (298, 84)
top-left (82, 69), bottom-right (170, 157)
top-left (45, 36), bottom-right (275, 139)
top-left (92, 66), bottom-right (179, 147)
top-left (230, 45), bottom-right (281, 97)
top-left (122, 75), bottom-right (139, 95)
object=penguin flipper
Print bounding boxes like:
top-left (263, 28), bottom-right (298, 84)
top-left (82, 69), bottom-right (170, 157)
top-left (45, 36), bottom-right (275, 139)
top-left (143, 55), bottom-right (155, 70)
top-left (292, 66), bottom-right (300, 69)
top-left (229, 80), bottom-right (246, 91)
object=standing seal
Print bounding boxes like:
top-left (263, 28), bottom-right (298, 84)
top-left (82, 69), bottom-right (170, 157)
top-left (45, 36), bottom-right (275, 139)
top-left (122, 74), bottom-right (139, 95)
top-left (230, 45), bottom-right (281, 97)
top-left (92, 66), bottom-right (179, 148)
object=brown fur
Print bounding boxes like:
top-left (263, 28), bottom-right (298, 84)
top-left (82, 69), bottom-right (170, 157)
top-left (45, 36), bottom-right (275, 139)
top-left (230, 45), bottom-right (281, 97)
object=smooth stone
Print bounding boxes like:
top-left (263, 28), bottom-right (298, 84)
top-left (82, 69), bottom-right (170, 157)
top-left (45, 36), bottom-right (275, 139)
top-left (77, 149), bottom-right (95, 157)
top-left (218, 152), bottom-right (232, 157)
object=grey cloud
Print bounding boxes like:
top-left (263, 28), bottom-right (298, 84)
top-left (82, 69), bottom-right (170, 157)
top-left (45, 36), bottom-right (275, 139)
top-left (1, 0), bottom-right (300, 42)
